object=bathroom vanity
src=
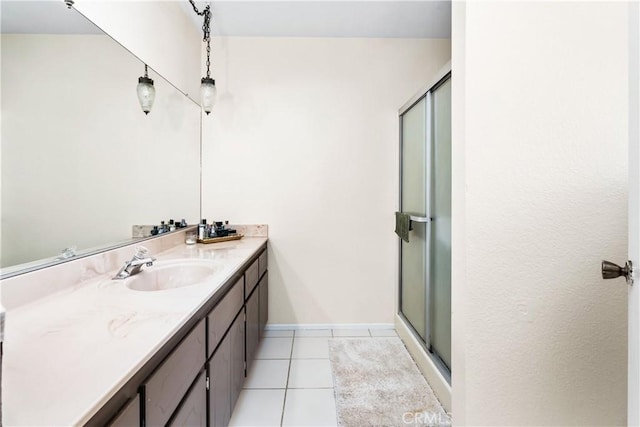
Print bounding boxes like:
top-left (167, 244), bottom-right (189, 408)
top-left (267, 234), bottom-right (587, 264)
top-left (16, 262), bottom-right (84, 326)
top-left (2, 231), bottom-right (268, 426)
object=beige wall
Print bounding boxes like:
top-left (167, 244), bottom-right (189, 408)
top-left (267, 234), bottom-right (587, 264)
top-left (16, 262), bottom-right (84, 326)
top-left (74, 1), bottom-right (201, 100)
top-left (202, 37), bottom-right (450, 324)
top-left (452, 1), bottom-right (628, 425)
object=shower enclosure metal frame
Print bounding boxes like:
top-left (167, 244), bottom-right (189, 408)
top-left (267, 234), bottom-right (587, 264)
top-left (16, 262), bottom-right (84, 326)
top-left (398, 67), bottom-right (452, 384)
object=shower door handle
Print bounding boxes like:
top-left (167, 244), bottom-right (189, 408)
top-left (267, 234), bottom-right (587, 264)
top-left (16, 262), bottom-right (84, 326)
top-left (409, 215), bottom-right (431, 230)
top-left (409, 215), bottom-right (431, 223)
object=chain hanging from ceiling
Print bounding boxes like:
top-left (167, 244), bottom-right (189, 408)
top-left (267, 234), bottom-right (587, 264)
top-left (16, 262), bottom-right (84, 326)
top-left (189, 0), bottom-right (212, 79)
top-left (189, 1), bottom-right (217, 115)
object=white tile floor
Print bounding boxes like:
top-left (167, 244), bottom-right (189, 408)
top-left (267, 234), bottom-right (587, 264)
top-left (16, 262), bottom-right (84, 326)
top-left (229, 328), bottom-right (398, 427)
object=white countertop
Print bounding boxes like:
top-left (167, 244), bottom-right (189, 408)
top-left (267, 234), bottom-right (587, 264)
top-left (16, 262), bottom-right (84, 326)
top-left (2, 237), bottom-right (267, 426)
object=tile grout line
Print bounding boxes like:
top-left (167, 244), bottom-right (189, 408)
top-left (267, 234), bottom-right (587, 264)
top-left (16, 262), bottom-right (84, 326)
top-left (280, 335), bottom-right (296, 427)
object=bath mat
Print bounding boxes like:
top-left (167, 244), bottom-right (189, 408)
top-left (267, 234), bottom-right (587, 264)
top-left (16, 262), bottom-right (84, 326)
top-left (328, 338), bottom-right (450, 427)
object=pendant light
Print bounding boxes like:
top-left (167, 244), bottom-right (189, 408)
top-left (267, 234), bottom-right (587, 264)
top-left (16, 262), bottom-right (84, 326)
top-left (190, 1), bottom-right (216, 115)
top-left (137, 64), bottom-right (155, 115)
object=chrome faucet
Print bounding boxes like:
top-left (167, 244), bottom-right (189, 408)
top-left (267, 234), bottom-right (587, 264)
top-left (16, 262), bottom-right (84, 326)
top-left (113, 246), bottom-right (156, 280)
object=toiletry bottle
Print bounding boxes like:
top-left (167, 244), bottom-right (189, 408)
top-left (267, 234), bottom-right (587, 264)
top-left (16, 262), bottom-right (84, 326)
top-left (169, 219), bottom-right (176, 232)
top-left (198, 219), bottom-right (207, 240)
top-left (180, 218), bottom-right (187, 228)
top-left (215, 221), bottom-right (228, 237)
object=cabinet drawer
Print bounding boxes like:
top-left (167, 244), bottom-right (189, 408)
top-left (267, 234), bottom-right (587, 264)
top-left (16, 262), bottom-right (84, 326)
top-left (144, 320), bottom-right (206, 427)
top-left (168, 371), bottom-right (207, 427)
top-left (207, 277), bottom-right (243, 357)
top-left (245, 258), bottom-right (259, 298)
top-left (108, 395), bottom-right (139, 427)
top-left (258, 251), bottom-right (267, 278)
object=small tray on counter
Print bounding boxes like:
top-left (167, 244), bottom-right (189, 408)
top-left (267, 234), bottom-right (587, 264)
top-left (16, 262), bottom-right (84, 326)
top-left (197, 234), bottom-right (244, 244)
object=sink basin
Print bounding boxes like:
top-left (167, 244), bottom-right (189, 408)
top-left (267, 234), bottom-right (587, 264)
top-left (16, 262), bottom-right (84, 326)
top-left (126, 260), bottom-right (219, 291)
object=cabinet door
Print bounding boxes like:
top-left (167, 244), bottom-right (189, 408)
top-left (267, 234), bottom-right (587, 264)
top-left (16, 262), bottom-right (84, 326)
top-left (230, 311), bottom-right (245, 412)
top-left (209, 333), bottom-right (231, 427)
top-left (208, 277), bottom-right (243, 358)
top-left (259, 275), bottom-right (269, 339)
top-left (144, 320), bottom-right (206, 427)
top-left (109, 395), bottom-right (140, 427)
top-left (168, 372), bottom-right (206, 427)
top-left (245, 288), bottom-right (260, 371)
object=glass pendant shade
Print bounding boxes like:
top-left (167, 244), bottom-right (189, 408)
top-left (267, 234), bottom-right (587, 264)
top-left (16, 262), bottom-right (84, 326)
top-left (137, 76), bottom-right (155, 115)
top-left (200, 77), bottom-right (216, 115)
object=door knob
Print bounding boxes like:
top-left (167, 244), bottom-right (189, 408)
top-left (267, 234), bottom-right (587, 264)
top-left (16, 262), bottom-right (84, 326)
top-left (602, 260), bottom-right (633, 284)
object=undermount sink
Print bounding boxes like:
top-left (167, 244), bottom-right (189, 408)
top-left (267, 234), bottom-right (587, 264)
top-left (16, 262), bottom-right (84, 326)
top-left (126, 260), bottom-right (219, 291)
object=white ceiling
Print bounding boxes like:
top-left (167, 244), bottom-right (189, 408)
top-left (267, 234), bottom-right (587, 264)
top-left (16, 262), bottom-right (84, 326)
top-left (1, 1), bottom-right (102, 34)
top-left (183, 1), bottom-right (451, 38)
top-left (1, 0), bottom-right (451, 39)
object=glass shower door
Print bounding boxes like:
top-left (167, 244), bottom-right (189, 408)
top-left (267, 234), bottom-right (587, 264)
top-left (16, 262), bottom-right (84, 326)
top-left (399, 73), bottom-right (451, 377)
top-left (429, 78), bottom-right (452, 370)
top-left (400, 97), bottom-right (428, 341)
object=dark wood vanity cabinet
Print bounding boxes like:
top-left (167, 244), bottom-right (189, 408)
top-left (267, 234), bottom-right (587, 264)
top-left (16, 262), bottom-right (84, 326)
top-left (246, 275), bottom-right (269, 371)
top-left (230, 311), bottom-right (245, 411)
top-left (246, 253), bottom-right (269, 369)
top-left (258, 251), bottom-right (268, 339)
top-left (208, 310), bottom-right (245, 427)
top-left (208, 277), bottom-right (244, 357)
top-left (108, 395), bottom-right (140, 427)
top-left (143, 320), bottom-right (206, 427)
top-left (207, 274), bottom-right (245, 427)
top-left (102, 247), bottom-right (268, 427)
top-left (168, 372), bottom-right (207, 427)
top-left (258, 251), bottom-right (267, 279)
top-left (245, 287), bottom-right (260, 371)
top-left (259, 275), bottom-right (269, 339)
top-left (209, 330), bottom-right (231, 427)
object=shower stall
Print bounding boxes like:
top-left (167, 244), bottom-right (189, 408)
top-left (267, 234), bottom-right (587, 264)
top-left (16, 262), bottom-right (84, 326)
top-left (397, 66), bottom-right (452, 384)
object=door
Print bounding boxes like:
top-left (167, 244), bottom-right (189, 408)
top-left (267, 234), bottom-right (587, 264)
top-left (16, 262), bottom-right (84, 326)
top-left (399, 70), bottom-right (452, 377)
top-left (606, 3), bottom-right (639, 423)
top-left (400, 95), bottom-right (428, 341)
top-left (629, 3), bottom-right (639, 423)
top-left (429, 77), bottom-right (452, 370)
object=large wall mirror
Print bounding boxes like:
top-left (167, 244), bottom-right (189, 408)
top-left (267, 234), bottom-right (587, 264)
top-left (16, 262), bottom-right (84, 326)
top-left (1, 1), bottom-right (201, 277)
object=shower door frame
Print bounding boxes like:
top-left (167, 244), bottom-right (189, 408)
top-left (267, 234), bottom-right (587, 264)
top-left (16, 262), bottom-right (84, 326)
top-left (398, 66), bottom-right (452, 384)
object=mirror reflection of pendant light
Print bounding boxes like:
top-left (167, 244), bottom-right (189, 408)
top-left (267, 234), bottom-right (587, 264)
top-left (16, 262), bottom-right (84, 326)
top-left (137, 64), bottom-right (155, 115)
top-left (190, 1), bottom-right (216, 115)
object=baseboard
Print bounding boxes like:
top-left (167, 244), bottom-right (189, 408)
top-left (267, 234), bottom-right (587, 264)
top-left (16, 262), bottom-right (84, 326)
top-left (395, 314), bottom-right (452, 412)
top-left (265, 323), bottom-right (395, 331)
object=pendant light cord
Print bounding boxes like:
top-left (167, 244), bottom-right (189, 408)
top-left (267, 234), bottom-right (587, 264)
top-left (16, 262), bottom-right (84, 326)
top-left (189, 1), bottom-right (212, 79)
